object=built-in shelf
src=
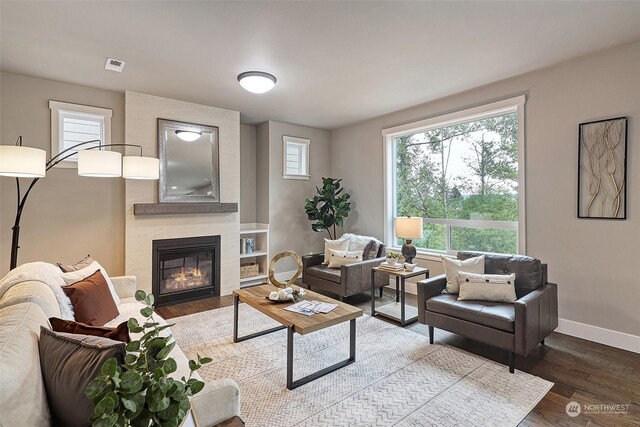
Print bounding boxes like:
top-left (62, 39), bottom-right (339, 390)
top-left (133, 202), bottom-right (238, 216)
top-left (240, 274), bottom-right (268, 287)
top-left (240, 223), bottom-right (269, 234)
top-left (240, 251), bottom-right (268, 259)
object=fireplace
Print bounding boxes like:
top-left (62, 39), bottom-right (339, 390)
top-left (152, 235), bottom-right (220, 306)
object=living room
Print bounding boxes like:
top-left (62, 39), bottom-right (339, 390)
top-left (0, 1), bottom-right (638, 427)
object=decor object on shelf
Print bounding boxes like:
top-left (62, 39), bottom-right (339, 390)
top-left (158, 119), bottom-right (220, 204)
top-left (0, 136), bottom-right (159, 270)
top-left (404, 262), bottom-right (417, 272)
top-left (85, 289), bottom-right (211, 427)
top-left (268, 251), bottom-right (303, 289)
top-left (244, 238), bottom-right (255, 254)
top-left (578, 116), bottom-right (628, 219)
top-left (395, 217), bottom-right (423, 263)
top-left (385, 251), bottom-right (403, 267)
top-left (240, 262), bottom-right (259, 279)
top-left (237, 71), bottom-right (277, 94)
top-left (304, 177), bottom-right (351, 239)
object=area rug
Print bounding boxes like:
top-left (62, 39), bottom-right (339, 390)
top-left (170, 304), bottom-right (553, 427)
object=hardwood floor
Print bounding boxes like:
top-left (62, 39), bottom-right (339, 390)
top-left (157, 288), bottom-right (640, 426)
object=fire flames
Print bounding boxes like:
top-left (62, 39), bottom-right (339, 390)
top-left (163, 267), bottom-right (207, 291)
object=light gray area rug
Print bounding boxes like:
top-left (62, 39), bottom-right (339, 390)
top-left (171, 304), bottom-right (552, 427)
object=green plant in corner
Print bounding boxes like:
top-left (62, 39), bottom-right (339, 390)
top-left (85, 290), bottom-right (211, 427)
top-left (304, 177), bottom-right (351, 240)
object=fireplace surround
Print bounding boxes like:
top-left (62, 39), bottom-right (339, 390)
top-left (152, 235), bottom-right (220, 306)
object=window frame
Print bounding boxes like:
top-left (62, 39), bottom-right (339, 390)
top-left (49, 100), bottom-right (112, 168)
top-left (382, 95), bottom-right (527, 256)
top-left (282, 135), bottom-right (310, 180)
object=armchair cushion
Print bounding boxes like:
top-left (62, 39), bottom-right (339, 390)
top-left (305, 265), bottom-right (342, 284)
top-left (426, 294), bottom-right (515, 332)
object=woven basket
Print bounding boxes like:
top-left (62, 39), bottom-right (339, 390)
top-left (240, 263), bottom-right (259, 279)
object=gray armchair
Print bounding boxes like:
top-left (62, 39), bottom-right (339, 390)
top-left (417, 251), bottom-right (558, 373)
top-left (302, 244), bottom-right (387, 300)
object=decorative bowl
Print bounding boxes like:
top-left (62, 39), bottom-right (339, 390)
top-left (404, 263), bottom-right (417, 271)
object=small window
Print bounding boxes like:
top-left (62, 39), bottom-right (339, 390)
top-left (49, 101), bottom-right (112, 168)
top-left (282, 135), bottom-right (310, 180)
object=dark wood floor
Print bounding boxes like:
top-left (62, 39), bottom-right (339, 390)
top-left (157, 288), bottom-right (640, 427)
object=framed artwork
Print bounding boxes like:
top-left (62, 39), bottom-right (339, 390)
top-left (578, 116), bottom-right (628, 219)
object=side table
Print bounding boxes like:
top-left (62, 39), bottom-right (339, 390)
top-left (370, 266), bottom-right (429, 326)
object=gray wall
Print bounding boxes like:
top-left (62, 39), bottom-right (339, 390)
top-left (240, 124), bottom-right (257, 223)
top-left (256, 121), bottom-right (332, 272)
top-left (0, 72), bottom-right (125, 275)
top-left (330, 41), bottom-right (640, 336)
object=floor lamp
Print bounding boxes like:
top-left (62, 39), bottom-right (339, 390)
top-left (0, 136), bottom-right (160, 270)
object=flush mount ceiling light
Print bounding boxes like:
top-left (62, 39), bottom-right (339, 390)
top-left (175, 130), bottom-right (202, 142)
top-left (237, 71), bottom-right (277, 94)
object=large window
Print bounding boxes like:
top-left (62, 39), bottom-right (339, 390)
top-left (384, 97), bottom-right (525, 255)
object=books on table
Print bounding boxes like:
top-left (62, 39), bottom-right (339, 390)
top-left (378, 262), bottom-right (404, 272)
top-left (284, 300), bottom-right (339, 316)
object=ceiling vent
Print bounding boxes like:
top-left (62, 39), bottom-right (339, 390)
top-left (105, 58), bottom-right (125, 72)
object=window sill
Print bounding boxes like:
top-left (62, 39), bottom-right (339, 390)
top-left (282, 174), bottom-right (310, 180)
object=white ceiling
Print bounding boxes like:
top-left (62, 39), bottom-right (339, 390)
top-left (2, 1), bottom-right (640, 130)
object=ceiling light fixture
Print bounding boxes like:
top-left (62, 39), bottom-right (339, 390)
top-left (237, 71), bottom-right (277, 94)
top-left (175, 130), bottom-right (202, 142)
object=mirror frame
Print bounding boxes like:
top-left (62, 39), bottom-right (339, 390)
top-left (158, 118), bottom-right (220, 203)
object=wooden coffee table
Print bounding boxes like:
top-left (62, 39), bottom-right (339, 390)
top-left (232, 285), bottom-right (362, 390)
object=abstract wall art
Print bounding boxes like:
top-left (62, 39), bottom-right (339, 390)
top-left (578, 117), bottom-right (628, 219)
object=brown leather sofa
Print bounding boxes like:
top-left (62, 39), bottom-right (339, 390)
top-left (302, 244), bottom-right (387, 300)
top-left (417, 251), bottom-right (558, 373)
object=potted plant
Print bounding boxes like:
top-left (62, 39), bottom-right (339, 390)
top-left (304, 177), bottom-right (351, 240)
top-left (85, 290), bottom-right (211, 427)
top-left (386, 251), bottom-right (403, 266)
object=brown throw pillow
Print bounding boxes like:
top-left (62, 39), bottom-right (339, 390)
top-left (49, 317), bottom-right (130, 343)
top-left (62, 270), bottom-right (119, 326)
top-left (57, 254), bottom-right (95, 272)
top-left (362, 240), bottom-right (381, 260)
top-left (39, 327), bottom-right (125, 427)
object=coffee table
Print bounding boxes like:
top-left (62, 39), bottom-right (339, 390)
top-left (232, 284), bottom-right (363, 390)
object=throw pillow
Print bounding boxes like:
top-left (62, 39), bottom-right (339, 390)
top-left (457, 272), bottom-right (517, 303)
top-left (322, 237), bottom-right (349, 265)
top-left (61, 260), bottom-right (121, 306)
top-left (62, 270), bottom-right (119, 326)
top-left (441, 255), bottom-right (485, 294)
top-left (362, 240), bottom-right (381, 260)
top-left (327, 249), bottom-right (363, 269)
top-left (49, 317), bottom-right (130, 343)
top-left (57, 254), bottom-right (95, 273)
top-left (39, 327), bottom-right (125, 427)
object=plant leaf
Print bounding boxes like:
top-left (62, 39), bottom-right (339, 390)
top-left (134, 290), bottom-right (146, 302)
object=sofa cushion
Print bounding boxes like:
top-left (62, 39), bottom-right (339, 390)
top-left (50, 317), bottom-right (130, 343)
top-left (0, 280), bottom-right (62, 318)
top-left (426, 294), bottom-right (515, 332)
top-left (305, 264), bottom-right (342, 284)
top-left (62, 270), bottom-right (119, 326)
top-left (362, 240), bottom-right (381, 260)
top-left (57, 254), bottom-right (95, 273)
top-left (39, 327), bottom-right (126, 427)
top-left (458, 252), bottom-right (543, 298)
top-left (0, 302), bottom-right (52, 426)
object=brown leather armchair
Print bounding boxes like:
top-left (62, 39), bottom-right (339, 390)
top-left (417, 251), bottom-right (558, 373)
top-left (302, 244), bottom-right (387, 300)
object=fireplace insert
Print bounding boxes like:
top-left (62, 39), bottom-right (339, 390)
top-left (152, 235), bottom-right (220, 306)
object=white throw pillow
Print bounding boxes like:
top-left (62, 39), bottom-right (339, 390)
top-left (457, 272), bottom-right (517, 303)
top-left (441, 255), bottom-right (485, 294)
top-left (60, 261), bottom-right (121, 306)
top-left (323, 237), bottom-right (349, 265)
top-left (327, 249), bottom-right (363, 269)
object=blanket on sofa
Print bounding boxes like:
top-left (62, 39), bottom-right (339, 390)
top-left (0, 262), bottom-right (74, 320)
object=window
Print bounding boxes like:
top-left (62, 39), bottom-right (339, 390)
top-left (282, 135), bottom-right (310, 180)
top-left (384, 96), bottom-right (526, 255)
top-left (49, 101), bottom-right (112, 168)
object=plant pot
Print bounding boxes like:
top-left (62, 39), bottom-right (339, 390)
top-left (386, 257), bottom-right (399, 266)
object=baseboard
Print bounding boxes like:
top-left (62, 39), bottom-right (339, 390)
top-left (556, 318), bottom-right (640, 354)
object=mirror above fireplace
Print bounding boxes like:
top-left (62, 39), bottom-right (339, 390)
top-left (158, 118), bottom-right (220, 203)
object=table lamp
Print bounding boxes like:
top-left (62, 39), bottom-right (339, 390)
top-left (395, 217), bottom-right (423, 263)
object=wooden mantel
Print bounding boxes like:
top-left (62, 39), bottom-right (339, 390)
top-left (133, 202), bottom-right (238, 216)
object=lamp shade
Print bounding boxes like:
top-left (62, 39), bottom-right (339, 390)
top-left (395, 217), bottom-right (423, 239)
top-left (0, 145), bottom-right (46, 177)
top-left (78, 150), bottom-right (122, 177)
top-left (122, 156), bottom-right (159, 180)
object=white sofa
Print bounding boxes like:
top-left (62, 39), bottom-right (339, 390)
top-left (0, 271), bottom-right (240, 427)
